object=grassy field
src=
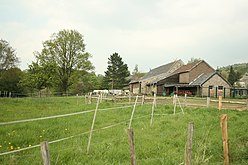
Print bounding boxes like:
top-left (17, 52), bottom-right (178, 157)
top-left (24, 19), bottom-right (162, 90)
top-left (0, 96), bottom-right (248, 164)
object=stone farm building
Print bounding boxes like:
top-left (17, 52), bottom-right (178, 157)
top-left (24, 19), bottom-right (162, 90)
top-left (130, 60), bottom-right (232, 97)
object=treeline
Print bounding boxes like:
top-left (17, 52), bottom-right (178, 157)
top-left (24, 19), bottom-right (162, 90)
top-left (0, 29), bottom-right (130, 97)
top-left (218, 63), bottom-right (248, 86)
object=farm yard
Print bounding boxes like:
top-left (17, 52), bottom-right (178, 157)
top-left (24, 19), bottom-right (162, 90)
top-left (0, 95), bottom-right (248, 165)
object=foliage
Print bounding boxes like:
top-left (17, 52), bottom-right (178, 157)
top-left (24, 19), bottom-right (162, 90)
top-left (227, 66), bottom-right (242, 86)
top-left (131, 64), bottom-right (146, 81)
top-left (69, 71), bottom-right (101, 94)
top-left (219, 63), bottom-right (248, 81)
top-left (0, 39), bottom-right (20, 70)
top-left (0, 97), bottom-right (247, 164)
top-left (187, 57), bottom-right (202, 64)
top-left (0, 68), bottom-right (23, 93)
top-left (19, 61), bottom-right (57, 95)
top-left (35, 29), bottom-right (94, 94)
top-left (104, 53), bottom-right (130, 89)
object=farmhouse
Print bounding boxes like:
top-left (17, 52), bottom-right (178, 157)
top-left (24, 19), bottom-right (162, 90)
top-left (129, 60), bottom-right (183, 95)
top-left (130, 60), bottom-right (232, 97)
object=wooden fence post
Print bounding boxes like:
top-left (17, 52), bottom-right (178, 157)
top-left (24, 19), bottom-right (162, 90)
top-left (89, 92), bottom-right (92, 104)
top-left (246, 99), bottom-right (248, 111)
top-left (100, 93), bottom-right (103, 103)
top-left (141, 95), bottom-right (145, 105)
top-left (219, 96), bottom-right (222, 111)
top-left (128, 95), bottom-right (138, 129)
top-left (207, 97), bottom-right (210, 108)
top-left (185, 122), bottom-right (194, 165)
top-left (87, 96), bottom-right (100, 154)
top-left (173, 94), bottom-right (177, 115)
top-left (184, 93), bottom-right (187, 107)
top-left (129, 93), bottom-right (131, 104)
top-left (220, 114), bottom-right (229, 165)
top-left (76, 94), bottom-right (79, 106)
top-left (150, 93), bottom-right (156, 126)
top-left (40, 141), bottom-right (50, 165)
top-left (85, 95), bottom-right (87, 104)
top-left (128, 128), bottom-right (136, 165)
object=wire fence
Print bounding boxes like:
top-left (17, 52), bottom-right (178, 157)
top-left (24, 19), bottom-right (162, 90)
top-left (1, 94), bottom-right (247, 164)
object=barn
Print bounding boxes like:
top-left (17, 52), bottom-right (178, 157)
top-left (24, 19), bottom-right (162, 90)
top-left (130, 60), bottom-right (232, 97)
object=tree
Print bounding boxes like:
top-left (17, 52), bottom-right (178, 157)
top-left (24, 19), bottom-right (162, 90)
top-left (104, 53), bottom-right (130, 89)
top-left (0, 68), bottom-right (23, 94)
top-left (227, 66), bottom-right (241, 86)
top-left (69, 70), bottom-right (101, 94)
top-left (0, 39), bottom-right (19, 70)
top-left (131, 64), bottom-right (146, 81)
top-left (35, 29), bottom-right (94, 94)
top-left (20, 61), bottom-right (57, 96)
top-left (187, 57), bottom-right (201, 64)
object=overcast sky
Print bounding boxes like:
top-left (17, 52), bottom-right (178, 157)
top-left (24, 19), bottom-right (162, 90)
top-left (1, 0), bottom-right (248, 74)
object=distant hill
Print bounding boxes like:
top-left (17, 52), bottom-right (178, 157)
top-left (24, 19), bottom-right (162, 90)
top-left (218, 63), bottom-right (248, 79)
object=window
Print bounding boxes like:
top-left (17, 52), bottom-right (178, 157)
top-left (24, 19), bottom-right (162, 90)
top-left (218, 86), bottom-right (223, 90)
top-left (209, 85), bottom-right (214, 89)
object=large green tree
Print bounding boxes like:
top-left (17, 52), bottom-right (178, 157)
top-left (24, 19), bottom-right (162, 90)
top-left (20, 61), bottom-right (57, 96)
top-left (104, 53), bottom-right (130, 89)
top-left (69, 71), bottom-right (101, 94)
top-left (0, 39), bottom-right (19, 70)
top-left (35, 29), bottom-right (94, 94)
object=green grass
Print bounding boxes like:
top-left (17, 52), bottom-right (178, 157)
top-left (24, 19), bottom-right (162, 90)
top-left (0, 97), bottom-right (248, 164)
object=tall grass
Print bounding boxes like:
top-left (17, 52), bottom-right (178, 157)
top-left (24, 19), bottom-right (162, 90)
top-left (0, 97), bottom-right (247, 164)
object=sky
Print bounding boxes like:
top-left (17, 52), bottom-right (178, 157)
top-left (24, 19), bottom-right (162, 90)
top-left (1, 0), bottom-right (248, 74)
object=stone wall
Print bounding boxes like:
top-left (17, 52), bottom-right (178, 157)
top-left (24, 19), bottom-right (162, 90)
top-left (179, 72), bottom-right (189, 83)
top-left (202, 74), bottom-right (231, 97)
top-left (189, 61), bottom-right (215, 82)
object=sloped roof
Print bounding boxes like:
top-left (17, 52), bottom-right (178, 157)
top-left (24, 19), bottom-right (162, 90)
top-left (141, 60), bottom-right (183, 81)
top-left (189, 72), bottom-right (215, 86)
top-left (189, 72), bottom-right (231, 87)
top-left (172, 60), bottom-right (214, 75)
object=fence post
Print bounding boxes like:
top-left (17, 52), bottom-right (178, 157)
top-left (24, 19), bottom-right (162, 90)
top-left (184, 93), bottom-right (187, 107)
top-left (150, 93), bottom-right (156, 126)
top-left (85, 95), bottom-right (87, 104)
top-left (128, 95), bottom-right (138, 129)
top-left (40, 141), bottom-right (50, 165)
top-left (76, 94), bottom-right (79, 106)
top-left (246, 99), bottom-right (248, 111)
top-left (219, 96), bottom-right (222, 111)
top-left (141, 95), bottom-right (145, 105)
top-left (207, 97), bottom-right (210, 108)
top-left (87, 96), bottom-right (100, 154)
top-left (220, 114), bottom-right (229, 165)
top-left (129, 93), bottom-right (131, 104)
top-left (185, 122), bottom-right (194, 165)
top-left (100, 93), bottom-right (103, 103)
top-left (173, 94), bottom-right (177, 115)
top-left (128, 128), bottom-right (136, 165)
top-left (89, 92), bottom-right (92, 104)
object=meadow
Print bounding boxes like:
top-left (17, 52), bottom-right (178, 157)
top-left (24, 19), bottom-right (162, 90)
top-left (0, 96), bottom-right (247, 164)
